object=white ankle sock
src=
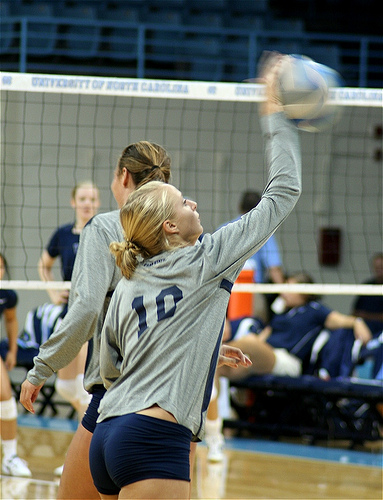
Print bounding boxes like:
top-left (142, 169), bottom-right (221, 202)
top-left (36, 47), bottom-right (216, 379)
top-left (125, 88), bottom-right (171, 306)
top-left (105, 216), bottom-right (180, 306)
top-left (2, 438), bottom-right (17, 460)
top-left (205, 417), bottom-right (223, 437)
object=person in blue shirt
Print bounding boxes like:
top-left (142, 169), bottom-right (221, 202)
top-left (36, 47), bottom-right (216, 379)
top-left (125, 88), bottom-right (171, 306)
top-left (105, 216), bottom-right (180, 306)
top-left (0, 252), bottom-right (32, 477)
top-left (352, 252), bottom-right (383, 335)
top-left (219, 272), bottom-right (372, 381)
top-left (0, 302), bottom-right (66, 367)
top-left (38, 181), bottom-right (100, 306)
top-left (318, 253), bottom-right (383, 379)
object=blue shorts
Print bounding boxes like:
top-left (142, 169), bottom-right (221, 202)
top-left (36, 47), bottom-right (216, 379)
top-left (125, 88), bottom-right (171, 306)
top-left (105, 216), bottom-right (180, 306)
top-left (81, 386), bottom-right (106, 433)
top-left (0, 339), bottom-right (38, 366)
top-left (89, 413), bottom-right (192, 495)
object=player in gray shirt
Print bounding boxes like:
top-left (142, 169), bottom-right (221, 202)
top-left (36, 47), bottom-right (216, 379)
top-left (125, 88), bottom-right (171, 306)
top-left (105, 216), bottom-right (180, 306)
top-left (20, 142), bottom-right (250, 498)
top-left (89, 54), bottom-right (302, 498)
top-left (20, 141), bottom-right (173, 499)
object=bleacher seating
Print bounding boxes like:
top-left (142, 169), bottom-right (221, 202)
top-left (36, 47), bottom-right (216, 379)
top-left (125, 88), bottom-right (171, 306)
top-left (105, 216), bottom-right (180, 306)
top-left (147, 0), bottom-right (185, 10)
top-left (56, 5), bottom-right (101, 59)
top-left (0, 1), bottom-right (14, 54)
top-left (305, 43), bottom-right (342, 73)
top-left (186, 0), bottom-right (226, 13)
top-left (144, 9), bottom-right (186, 79)
top-left (0, 2), bottom-right (381, 102)
top-left (183, 12), bottom-right (225, 81)
top-left (230, 0), bottom-right (269, 15)
top-left (101, 6), bottom-right (141, 61)
top-left (224, 374), bottom-right (383, 445)
top-left (11, 2), bottom-right (57, 56)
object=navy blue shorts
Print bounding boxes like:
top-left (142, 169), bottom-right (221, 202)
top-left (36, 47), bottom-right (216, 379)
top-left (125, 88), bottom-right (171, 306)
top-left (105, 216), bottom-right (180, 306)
top-left (81, 386), bottom-right (106, 433)
top-left (89, 413), bottom-right (192, 495)
top-left (0, 339), bottom-right (38, 366)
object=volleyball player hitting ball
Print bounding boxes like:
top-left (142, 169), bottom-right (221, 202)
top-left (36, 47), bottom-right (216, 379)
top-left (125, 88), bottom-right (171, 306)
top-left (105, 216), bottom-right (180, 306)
top-left (86, 52), bottom-right (301, 499)
top-left (20, 142), bottom-right (250, 499)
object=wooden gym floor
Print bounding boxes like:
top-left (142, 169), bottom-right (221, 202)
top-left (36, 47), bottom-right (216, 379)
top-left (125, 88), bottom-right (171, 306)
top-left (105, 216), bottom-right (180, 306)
top-left (0, 415), bottom-right (382, 500)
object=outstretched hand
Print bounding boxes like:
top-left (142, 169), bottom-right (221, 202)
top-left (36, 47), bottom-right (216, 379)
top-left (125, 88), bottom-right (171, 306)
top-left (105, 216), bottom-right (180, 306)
top-left (257, 51), bottom-right (285, 116)
top-left (218, 344), bottom-right (252, 369)
top-left (20, 379), bottom-right (44, 414)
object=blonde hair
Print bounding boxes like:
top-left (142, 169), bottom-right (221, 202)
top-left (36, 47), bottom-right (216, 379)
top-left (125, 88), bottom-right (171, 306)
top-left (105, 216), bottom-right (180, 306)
top-left (110, 182), bottom-right (178, 279)
top-left (71, 181), bottom-right (100, 200)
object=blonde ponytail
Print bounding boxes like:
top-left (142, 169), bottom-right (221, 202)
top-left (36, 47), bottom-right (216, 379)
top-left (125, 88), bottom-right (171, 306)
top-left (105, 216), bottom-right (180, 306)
top-left (109, 240), bottom-right (146, 280)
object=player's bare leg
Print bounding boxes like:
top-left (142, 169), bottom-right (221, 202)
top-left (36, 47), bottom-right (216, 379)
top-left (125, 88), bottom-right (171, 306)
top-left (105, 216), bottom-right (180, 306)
top-left (119, 478), bottom-right (190, 499)
top-left (218, 334), bottom-right (276, 380)
top-left (57, 424), bottom-right (99, 499)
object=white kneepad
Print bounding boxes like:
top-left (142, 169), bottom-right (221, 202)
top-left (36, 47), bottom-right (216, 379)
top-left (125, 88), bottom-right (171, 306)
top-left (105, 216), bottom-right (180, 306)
top-left (0, 397), bottom-right (18, 420)
top-left (272, 348), bottom-right (302, 377)
top-left (75, 374), bottom-right (91, 406)
top-left (55, 378), bottom-right (78, 405)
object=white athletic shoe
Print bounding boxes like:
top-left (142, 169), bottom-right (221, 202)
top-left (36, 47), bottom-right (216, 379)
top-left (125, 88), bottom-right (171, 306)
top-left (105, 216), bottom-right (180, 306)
top-left (54, 464), bottom-right (64, 476)
top-left (206, 434), bottom-right (225, 462)
top-left (2, 455), bottom-right (32, 477)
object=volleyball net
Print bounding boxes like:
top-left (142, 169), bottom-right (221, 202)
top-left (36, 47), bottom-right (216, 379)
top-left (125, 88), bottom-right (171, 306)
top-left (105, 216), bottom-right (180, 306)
top-left (1, 72), bottom-right (382, 318)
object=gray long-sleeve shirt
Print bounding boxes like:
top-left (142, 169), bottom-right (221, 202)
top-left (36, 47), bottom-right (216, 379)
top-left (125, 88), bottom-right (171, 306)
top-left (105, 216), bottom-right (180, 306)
top-left (97, 112), bottom-right (302, 440)
top-left (27, 112), bottom-right (301, 406)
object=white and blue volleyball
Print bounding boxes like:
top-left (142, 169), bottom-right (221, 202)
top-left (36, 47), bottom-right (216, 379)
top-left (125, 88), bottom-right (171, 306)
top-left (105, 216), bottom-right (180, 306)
top-left (278, 55), bottom-right (343, 132)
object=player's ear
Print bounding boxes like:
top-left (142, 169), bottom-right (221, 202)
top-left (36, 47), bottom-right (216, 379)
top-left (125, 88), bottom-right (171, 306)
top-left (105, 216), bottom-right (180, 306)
top-left (122, 168), bottom-right (133, 188)
top-left (163, 219), bottom-right (179, 235)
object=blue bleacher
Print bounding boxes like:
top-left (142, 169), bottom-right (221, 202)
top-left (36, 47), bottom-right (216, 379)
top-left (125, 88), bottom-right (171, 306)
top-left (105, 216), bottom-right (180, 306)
top-left (185, 0), bottom-right (226, 12)
top-left (224, 16), bottom-right (264, 82)
top-left (183, 11), bottom-right (225, 81)
top-left (0, 0), bottom-right (381, 87)
top-left (229, 0), bottom-right (269, 15)
top-left (226, 15), bottom-right (264, 31)
top-left (145, 9), bottom-right (185, 63)
top-left (147, 0), bottom-right (185, 9)
top-left (146, 8), bottom-right (184, 33)
top-left (101, 6), bottom-right (141, 61)
top-left (55, 5), bottom-right (101, 59)
top-left (265, 17), bottom-right (305, 33)
top-left (11, 2), bottom-right (57, 56)
top-left (305, 44), bottom-right (342, 74)
top-left (0, 1), bottom-right (14, 54)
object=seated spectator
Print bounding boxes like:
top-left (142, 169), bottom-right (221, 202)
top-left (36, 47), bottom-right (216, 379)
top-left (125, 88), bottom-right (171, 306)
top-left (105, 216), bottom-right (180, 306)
top-left (351, 252), bottom-right (383, 335)
top-left (0, 302), bottom-right (66, 368)
top-left (218, 272), bottom-right (372, 382)
top-left (317, 253), bottom-right (383, 379)
top-left (355, 332), bottom-right (383, 379)
top-left (0, 252), bottom-right (32, 477)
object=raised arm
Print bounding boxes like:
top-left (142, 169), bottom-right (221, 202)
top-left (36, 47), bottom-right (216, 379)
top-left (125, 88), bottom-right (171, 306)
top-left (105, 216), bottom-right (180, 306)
top-left (204, 54), bottom-right (302, 279)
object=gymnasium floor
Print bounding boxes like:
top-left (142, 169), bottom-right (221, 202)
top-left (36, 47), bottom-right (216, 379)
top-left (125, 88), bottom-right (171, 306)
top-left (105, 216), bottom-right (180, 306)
top-left (1, 414), bottom-right (382, 500)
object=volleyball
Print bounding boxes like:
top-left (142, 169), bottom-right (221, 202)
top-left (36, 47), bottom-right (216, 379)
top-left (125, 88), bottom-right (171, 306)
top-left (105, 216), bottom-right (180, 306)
top-left (278, 55), bottom-right (343, 132)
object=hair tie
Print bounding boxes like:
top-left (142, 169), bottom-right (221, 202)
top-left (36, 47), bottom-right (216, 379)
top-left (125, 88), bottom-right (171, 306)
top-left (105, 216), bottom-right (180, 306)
top-left (125, 240), bottom-right (140, 252)
top-left (151, 165), bottom-right (160, 171)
